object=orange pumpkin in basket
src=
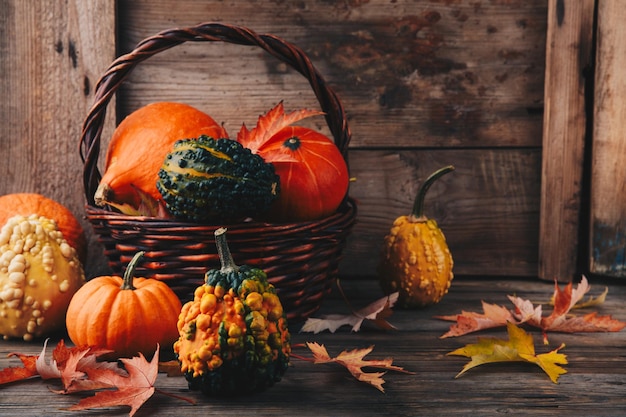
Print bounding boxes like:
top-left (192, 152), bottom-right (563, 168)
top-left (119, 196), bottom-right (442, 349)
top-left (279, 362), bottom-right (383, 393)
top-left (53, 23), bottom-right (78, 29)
top-left (256, 126), bottom-right (349, 222)
top-left (237, 102), bottom-right (349, 222)
top-left (0, 193), bottom-right (87, 263)
top-left (95, 102), bottom-right (228, 215)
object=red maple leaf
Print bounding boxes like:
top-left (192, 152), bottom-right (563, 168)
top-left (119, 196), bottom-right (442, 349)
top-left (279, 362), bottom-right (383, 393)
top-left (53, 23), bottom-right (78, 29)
top-left (35, 339), bottom-right (117, 392)
top-left (66, 345), bottom-right (160, 416)
top-left (0, 339), bottom-right (113, 388)
top-left (509, 277), bottom-right (626, 343)
top-left (237, 101), bottom-right (324, 154)
top-left (1, 340), bottom-right (194, 416)
top-left (0, 352), bottom-right (38, 385)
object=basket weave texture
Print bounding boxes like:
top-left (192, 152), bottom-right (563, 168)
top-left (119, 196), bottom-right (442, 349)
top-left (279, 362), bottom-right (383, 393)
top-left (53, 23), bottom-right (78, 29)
top-left (79, 23), bottom-right (357, 321)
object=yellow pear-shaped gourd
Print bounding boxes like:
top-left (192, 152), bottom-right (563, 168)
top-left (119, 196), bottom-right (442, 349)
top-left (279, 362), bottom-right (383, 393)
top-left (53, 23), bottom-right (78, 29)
top-left (379, 166), bottom-right (455, 308)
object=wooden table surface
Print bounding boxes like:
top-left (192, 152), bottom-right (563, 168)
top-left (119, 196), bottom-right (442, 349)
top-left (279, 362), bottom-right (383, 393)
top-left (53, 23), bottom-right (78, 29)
top-left (1, 276), bottom-right (625, 416)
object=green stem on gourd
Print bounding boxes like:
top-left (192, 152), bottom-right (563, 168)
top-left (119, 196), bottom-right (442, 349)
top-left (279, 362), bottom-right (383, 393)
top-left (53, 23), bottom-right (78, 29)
top-left (411, 165), bottom-right (455, 220)
top-left (215, 227), bottom-right (239, 273)
top-left (121, 251), bottom-right (145, 290)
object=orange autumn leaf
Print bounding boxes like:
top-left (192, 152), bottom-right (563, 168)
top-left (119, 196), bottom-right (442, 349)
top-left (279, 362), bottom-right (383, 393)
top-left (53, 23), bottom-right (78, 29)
top-left (437, 301), bottom-right (515, 337)
top-left (439, 276), bottom-right (626, 342)
top-left (305, 342), bottom-right (413, 392)
top-left (0, 339), bottom-right (116, 389)
top-left (66, 346), bottom-right (161, 416)
top-left (237, 101), bottom-right (324, 155)
top-left (563, 286), bottom-right (608, 309)
top-left (35, 339), bottom-right (118, 392)
top-left (510, 276), bottom-right (625, 333)
top-left (0, 353), bottom-right (38, 385)
top-left (448, 322), bottom-right (568, 383)
top-left (510, 276), bottom-right (625, 343)
top-left (0, 340), bottom-right (193, 417)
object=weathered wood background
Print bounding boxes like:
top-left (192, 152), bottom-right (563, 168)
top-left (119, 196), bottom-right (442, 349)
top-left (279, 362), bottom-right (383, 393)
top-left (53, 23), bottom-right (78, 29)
top-left (6, 0), bottom-right (612, 282)
top-left (539, 0), bottom-right (595, 282)
top-left (590, 1), bottom-right (626, 277)
top-left (1, 1), bottom-right (116, 276)
top-left (113, 0), bottom-right (547, 281)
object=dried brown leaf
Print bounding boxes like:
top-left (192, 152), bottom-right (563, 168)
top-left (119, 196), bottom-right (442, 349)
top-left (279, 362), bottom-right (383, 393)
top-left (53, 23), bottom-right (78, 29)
top-left (305, 342), bottom-right (413, 392)
top-left (300, 292), bottom-right (398, 334)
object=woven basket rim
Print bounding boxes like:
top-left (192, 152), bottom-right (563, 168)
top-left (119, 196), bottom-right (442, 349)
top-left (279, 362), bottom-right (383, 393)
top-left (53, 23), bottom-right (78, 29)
top-left (85, 197), bottom-right (357, 229)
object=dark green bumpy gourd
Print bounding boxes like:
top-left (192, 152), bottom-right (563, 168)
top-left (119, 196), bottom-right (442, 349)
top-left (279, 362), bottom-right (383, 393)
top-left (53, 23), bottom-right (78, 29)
top-left (157, 136), bottom-right (279, 222)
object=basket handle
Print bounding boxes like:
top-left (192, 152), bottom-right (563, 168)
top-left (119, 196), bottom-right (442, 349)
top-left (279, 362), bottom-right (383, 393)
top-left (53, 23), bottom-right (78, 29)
top-left (79, 22), bottom-right (351, 206)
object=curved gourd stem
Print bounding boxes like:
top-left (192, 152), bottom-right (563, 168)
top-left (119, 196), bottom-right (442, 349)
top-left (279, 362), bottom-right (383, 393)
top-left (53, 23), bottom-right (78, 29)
top-left (215, 227), bottom-right (239, 273)
top-left (121, 251), bottom-right (145, 290)
top-left (411, 165), bottom-right (455, 219)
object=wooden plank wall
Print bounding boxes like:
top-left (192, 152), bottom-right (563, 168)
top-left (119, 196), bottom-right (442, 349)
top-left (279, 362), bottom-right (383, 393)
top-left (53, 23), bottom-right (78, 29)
top-left (539, 0), bottom-right (595, 282)
top-left (590, 0), bottom-right (626, 277)
top-left (1, 0), bottom-right (549, 280)
top-left (113, 0), bottom-right (548, 280)
top-left (0, 1), bottom-right (116, 276)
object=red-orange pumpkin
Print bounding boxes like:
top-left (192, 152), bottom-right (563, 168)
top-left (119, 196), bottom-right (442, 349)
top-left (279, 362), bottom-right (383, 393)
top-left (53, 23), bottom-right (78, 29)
top-left (65, 252), bottom-right (182, 358)
top-left (256, 126), bottom-right (349, 222)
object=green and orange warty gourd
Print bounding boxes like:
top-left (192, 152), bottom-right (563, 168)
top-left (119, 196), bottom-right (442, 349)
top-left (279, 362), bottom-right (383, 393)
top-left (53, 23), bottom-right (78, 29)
top-left (65, 251), bottom-right (182, 358)
top-left (0, 214), bottom-right (85, 341)
top-left (174, 227), bottom-right (291, 396)
top-left (379, 166), bottom-right (455, 308)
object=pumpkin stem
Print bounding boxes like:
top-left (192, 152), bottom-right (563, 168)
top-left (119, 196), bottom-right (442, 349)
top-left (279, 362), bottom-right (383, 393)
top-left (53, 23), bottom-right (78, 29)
top-left (411, 165), bottom-right (455, 220)
top-left (214, 227), bottom-right (239, 273)
top-left (283, 136), bottom-right (301, 151)
top-left (121, 251), bottom-right (145, 290)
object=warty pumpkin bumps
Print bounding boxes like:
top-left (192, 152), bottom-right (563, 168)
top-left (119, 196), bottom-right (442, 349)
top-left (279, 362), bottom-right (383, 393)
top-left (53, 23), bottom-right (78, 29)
top-left (379, 166), bottom-right (455, 308)
top-left (0, 214), bottom-right (85, 341)
top-left (0, 193), bottom-right (87, 263)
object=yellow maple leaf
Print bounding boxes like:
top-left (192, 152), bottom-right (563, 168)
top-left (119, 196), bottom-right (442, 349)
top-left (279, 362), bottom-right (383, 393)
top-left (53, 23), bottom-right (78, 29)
top-left (448, 322), bottom-right (568, 383)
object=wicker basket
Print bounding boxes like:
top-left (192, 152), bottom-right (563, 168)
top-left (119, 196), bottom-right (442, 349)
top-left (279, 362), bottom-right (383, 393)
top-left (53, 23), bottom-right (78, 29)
top-left (79, 22), bottom-right (357, 321)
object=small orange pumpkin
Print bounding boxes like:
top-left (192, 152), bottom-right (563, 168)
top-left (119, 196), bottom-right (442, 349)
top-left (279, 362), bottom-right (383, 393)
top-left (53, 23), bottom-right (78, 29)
top-left (65, 251), bottom-right (182, 358)
top-left (0, 193), bottom-right (87, 263)
top-left (256, 126), bottom-right (350, 222)
top-left (95, 102), bottom-right (228, 214)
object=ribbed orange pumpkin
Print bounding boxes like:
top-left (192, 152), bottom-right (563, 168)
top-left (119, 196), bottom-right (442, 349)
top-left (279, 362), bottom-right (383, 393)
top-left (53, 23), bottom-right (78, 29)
top-left (0, 193), bottom-right (87, 263)
top-left (256, 126), bottom-right (349, 222)
top-left (65, 251), bottom-right (182, 358)
top-left (95, 102), bottom-right (228, 214)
